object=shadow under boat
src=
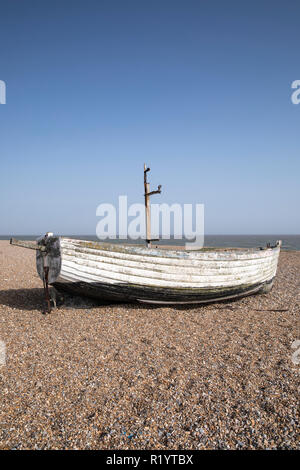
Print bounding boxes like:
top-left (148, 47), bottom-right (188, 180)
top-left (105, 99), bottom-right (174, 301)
top-left (0, 283), bottom-right (270, 313)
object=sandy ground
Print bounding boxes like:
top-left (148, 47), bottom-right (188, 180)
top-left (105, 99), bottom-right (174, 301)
top-left (0, 240), bottom-right (299, 450)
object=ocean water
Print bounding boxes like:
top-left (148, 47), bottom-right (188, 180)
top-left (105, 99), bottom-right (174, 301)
top-left (3, 234), bottom-right (300, 250)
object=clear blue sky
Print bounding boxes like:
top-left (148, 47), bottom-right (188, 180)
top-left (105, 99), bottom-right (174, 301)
top-left (0, 0), bottom-right (299, 235)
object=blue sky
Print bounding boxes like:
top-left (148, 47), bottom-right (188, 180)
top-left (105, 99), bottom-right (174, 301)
top-left (0, 0), bottom-right (299, 235)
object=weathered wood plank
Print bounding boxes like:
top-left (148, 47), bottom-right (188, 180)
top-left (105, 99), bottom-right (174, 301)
top-left (10, 238), bottom-right (46, 251)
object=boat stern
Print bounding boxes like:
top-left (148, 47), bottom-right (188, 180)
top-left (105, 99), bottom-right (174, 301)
top-left (36, 233), bottom-right (62, 284)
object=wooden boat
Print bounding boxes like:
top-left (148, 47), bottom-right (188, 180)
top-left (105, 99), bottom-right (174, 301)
top-left (30, 235), bottom-right (281, 305)
top-left (10, 165), bottom-right (281, 308)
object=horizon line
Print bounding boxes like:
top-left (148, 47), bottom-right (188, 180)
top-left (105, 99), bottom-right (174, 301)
top-left (1, 233), bottom-right (300, 237)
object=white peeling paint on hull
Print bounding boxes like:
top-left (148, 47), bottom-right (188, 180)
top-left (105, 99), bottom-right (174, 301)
top-left (37, 237), bottom-right (281, 304)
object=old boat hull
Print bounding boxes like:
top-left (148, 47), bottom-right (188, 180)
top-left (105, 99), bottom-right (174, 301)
top-left (36, 237), bottom-right (281, 304)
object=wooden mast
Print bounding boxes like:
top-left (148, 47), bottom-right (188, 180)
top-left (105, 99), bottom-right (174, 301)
top-left (144, 164), bottom-right (161, 248)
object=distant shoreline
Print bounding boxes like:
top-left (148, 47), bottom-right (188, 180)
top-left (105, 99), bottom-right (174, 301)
top-left (1, 234), bottom-right (300, 251)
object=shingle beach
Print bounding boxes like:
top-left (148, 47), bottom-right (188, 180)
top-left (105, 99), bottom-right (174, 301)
top-left (0, 240), bottom-right (299, 449)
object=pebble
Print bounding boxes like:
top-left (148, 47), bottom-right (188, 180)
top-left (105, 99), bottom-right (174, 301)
top-left (0, 241), bottom-right (299, 449)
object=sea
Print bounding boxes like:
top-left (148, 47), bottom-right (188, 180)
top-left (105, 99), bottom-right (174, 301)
top-left (2, 235), bottom-right (300, 251)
